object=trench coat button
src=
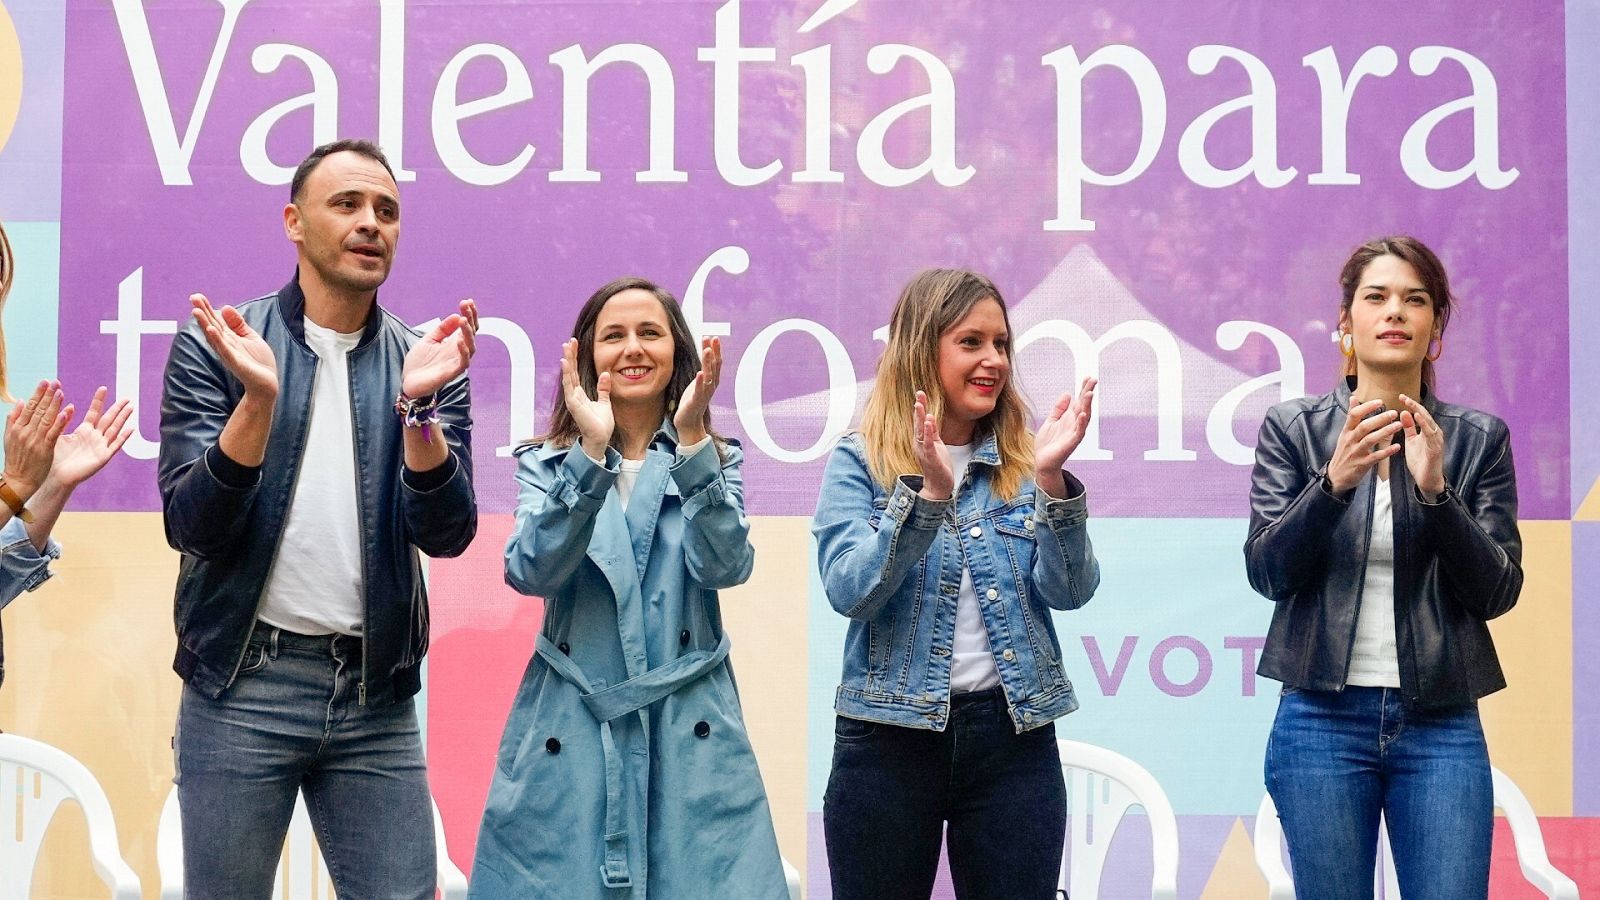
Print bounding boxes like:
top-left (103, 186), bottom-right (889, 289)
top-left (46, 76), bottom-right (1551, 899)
top-left (679, 630), bottom-right (691, 646)
top-left (558, 642), bottom-right (570, 655)
top-left (985, 587), bottom-right (999, 600)
top-left (694, 721), bottom-right (711, 738)
top-left (1002, 648), bottom-right (1017, 662)
top-left (546, 738), bottom-right (561, 754)
top-left (969, 525), bottom-right (983, 538)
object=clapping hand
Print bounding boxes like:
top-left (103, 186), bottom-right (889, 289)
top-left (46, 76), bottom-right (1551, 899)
top-left (911, 390), bottom-right (954, 501)
top-left (192, 294), bottom-right (278, 399)
top-left (48, 386), bottom-right (134, 488)
top-left (402, 299), bottom-right (479, 399)
top-left (673, 337), bottom-right (721, 447)
top-left (3, 380), bottom-right (67, 498)
top-left (562, 338), bottom-right (614, 460)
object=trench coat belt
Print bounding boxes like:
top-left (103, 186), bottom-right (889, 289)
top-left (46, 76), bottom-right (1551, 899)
top-left (534, 632), bottom-right (733, 890)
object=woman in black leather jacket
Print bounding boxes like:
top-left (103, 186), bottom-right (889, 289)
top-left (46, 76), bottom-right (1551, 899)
top-left (1245, 235), bottom-right (1522, 900)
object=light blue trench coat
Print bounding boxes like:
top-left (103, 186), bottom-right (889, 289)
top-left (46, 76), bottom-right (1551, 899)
top-left (470, 425), bottom-right (788, 899)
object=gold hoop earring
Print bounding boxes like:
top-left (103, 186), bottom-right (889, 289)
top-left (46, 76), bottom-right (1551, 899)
top-left (1340, 332), bottom-right (1355, 357)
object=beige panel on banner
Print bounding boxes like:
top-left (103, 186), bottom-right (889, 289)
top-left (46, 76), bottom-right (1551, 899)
top-left (718, 516), bottom-right (812, 872)
top-left (1481, 519), bottom-right (1573, 816)
top-left (0, 511), bottom-right (181, 897)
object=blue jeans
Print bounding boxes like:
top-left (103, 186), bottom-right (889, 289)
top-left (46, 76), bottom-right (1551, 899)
top-left (1265, 686), bottom-right (1491, 900)
top-left (823, 687), bottom-right (1068, 900)
top-left (175, 624), bottom-right (436, 899)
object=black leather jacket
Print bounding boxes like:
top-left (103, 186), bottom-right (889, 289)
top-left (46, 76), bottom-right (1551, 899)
top-left (1244, 378), bottom-right (1522, 708)
top-left (158, 276), bottom-right (477, 707)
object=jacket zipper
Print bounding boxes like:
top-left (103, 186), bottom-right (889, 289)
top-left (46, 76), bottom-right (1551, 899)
top-left (224, 347), bottom-right (317, 691)
top-left (347, 348), bottom-right (371, 706)
top-left (1335, 467), bottom-right (1379, 689)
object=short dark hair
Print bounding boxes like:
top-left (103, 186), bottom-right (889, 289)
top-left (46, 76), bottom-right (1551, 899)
top-left (289, 139), bottom-right (395, 202)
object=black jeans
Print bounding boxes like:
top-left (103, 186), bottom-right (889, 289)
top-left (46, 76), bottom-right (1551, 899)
top-left (823, 687), bottom-right (1068, 900)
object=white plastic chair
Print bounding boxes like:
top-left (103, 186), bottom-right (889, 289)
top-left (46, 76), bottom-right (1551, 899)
top-left (1252, 765), bottom-right (1579, 899)
top-left (156, 785), bottom-right (468, 898)
top-left (783, 855), bottom-right (802, 900)
top-left (1057, 739), bottom-right (1180, 900)
top-left (0, 733), bottom-right (142, 899)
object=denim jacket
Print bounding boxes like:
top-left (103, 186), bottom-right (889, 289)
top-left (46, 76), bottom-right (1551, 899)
top-left (813, 432), bottom-right (1100, 733)
top-left (0, 517), bottom-right (62, 688)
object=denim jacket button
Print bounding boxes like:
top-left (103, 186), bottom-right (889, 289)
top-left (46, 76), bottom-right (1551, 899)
top-left (985, 587), bottom-right (999, 600)
top-left (1025, 519), bottom-right (1035, 531)
top-left (546, 738), bottom-right (561, 754)
top-left (694, 721), bottom-right (711, 738)
top-left (1023, 711), bottom-right (1034, 723)
top-left (679, 630), bottom-right (690, 646)
top-left (898, 495), bottom-right (910, 508)
top-left (1002, 648), bottom-right (1016, 662)
top-left (968, 525), bottom-right (982, 538)
top-left (558, 642), bottom-right (571, 655)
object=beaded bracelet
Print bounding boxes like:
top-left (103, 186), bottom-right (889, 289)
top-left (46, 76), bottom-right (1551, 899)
top-left (394, 391), bottom-right (441, 443)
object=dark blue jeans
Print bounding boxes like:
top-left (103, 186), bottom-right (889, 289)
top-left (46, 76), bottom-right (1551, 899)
top-left (175, 624), bottom-right (436, 899)
top-left (1265, 686), bottom-right (1492, 900)
top-left (823, 687), bottom-right (1068, 900)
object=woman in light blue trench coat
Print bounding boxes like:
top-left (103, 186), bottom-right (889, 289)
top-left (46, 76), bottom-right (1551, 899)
top-left (470, 277), bottom-right (788, 899)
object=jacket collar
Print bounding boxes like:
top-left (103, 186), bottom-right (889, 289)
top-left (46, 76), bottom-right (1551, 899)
top-left (530, 415), bottom-right (685, 463)
top-left (1335, 375), bottom-right (1439, 414)
top-left (967, 430), bottom-right (1001, 467)
top-left (276, 269), bottom-right (384, 349)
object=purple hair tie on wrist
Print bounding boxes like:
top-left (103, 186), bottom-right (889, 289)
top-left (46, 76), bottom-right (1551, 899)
top-left (395, 391), bottom-right (442, 443)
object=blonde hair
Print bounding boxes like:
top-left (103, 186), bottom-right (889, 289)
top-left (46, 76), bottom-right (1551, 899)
top-left (860, 269), bottom-right (1034, 500)
top-left (0, 221), bottom-right (14, 402)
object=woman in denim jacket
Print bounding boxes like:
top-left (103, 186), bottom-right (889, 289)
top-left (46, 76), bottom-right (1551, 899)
top-left (1, 221), bottom-right (133, 690)
top-left (1246, 236), bottom-right (1522, 900)
top-left (471, 277), bottom-right (788, 899)
top-left (813, 269), bottom-right (1101, 900)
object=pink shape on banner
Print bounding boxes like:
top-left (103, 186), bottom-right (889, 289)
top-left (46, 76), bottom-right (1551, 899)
top-left (426, 513), bottom-right (545, 873)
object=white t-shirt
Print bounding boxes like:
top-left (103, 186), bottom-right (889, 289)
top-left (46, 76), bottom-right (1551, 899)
top-left (1346, 476), bottom-right (1401, 687)
top-left (593, 435), bottom-right (710, 512)
top-left (257, 319), bottom-right (365, 637)
top-left (617, 458), bottom-right (647, 510)
top-left (946, 443), bottom-right (1002, 694)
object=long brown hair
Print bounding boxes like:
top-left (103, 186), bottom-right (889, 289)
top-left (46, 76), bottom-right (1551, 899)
top-left (859, 269), bottom-right (1033, 500)
top-left (534, 276), bottom-right (724, 456)
top-left (0, 221), bottom-right (14, 402)
top-left (1338, 235), bottom-right (1454, 390)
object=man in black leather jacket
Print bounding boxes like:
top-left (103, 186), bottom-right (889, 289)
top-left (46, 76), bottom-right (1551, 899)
top-left (158, 139), bottom-right (478, 898)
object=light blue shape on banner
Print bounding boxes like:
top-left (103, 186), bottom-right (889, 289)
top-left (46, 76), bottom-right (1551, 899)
top-left (0, 221), bottom-right (61, 467)
top-left (1049, 518), bottom-right (1277, 815)
top-left (806, 517), bottom-right (1279, 815)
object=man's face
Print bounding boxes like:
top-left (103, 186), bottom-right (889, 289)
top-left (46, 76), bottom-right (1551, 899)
top-left (285, 151), bottom-right (400, 297)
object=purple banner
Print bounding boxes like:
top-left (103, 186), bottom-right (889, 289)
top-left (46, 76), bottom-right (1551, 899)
top-left (58, 0), bottom-right (1568, 517)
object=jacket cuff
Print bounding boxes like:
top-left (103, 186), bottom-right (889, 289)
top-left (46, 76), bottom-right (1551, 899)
top-left (890, 476), bottom-right (951, 529)
top-left (556, 444), bottom-right (619, 513)
top-left (1036, 471), bottom-right (1089, 528)
top-left (206, 444), bottom-right (262, 489)
top-left (0, 518), bottom-right (60, 601)
top-left (403, 452), bottom-right (458, 493)
top-left (671, 439), bottom-right (725, 519)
